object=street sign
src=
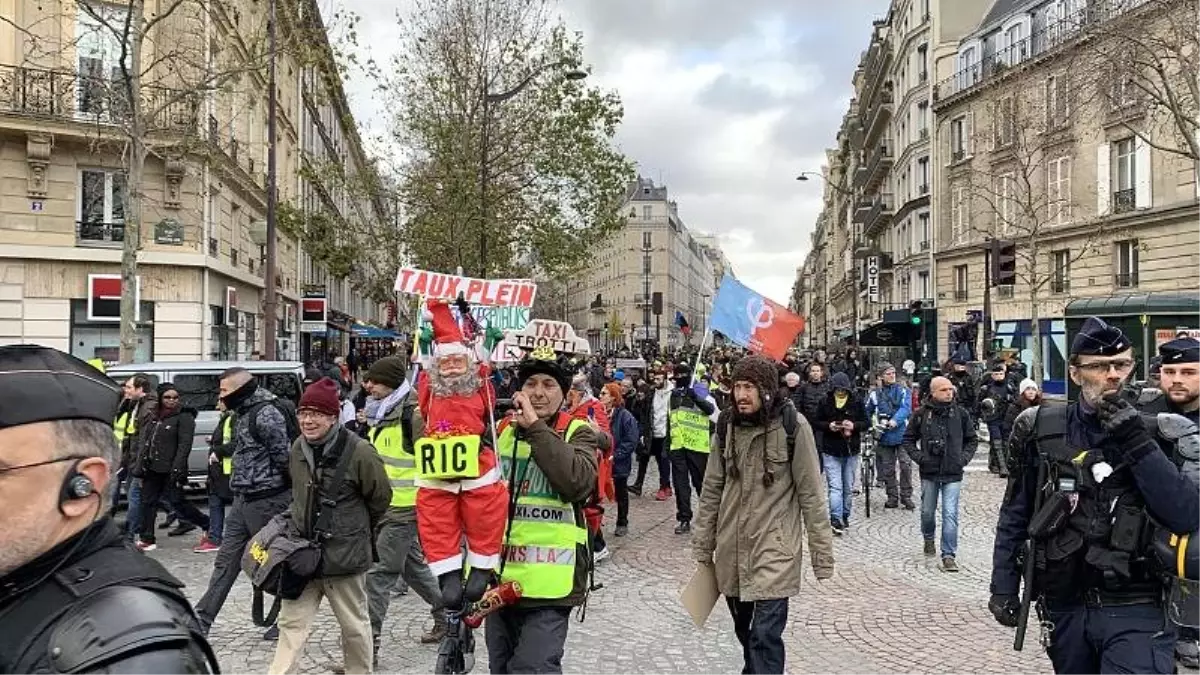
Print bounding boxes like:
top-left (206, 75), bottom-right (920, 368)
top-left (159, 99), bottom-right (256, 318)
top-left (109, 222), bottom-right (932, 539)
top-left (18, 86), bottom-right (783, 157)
top-left (866, 256), bottom-right (880, 303)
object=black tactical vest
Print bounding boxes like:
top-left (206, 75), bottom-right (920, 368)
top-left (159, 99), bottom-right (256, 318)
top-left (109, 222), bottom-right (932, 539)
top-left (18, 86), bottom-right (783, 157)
top-left (1032, 406), bottom-right (1160, 601)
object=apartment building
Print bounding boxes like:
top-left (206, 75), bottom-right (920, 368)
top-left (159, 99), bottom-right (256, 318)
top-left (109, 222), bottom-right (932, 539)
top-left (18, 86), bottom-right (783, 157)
top-left (795, 0), bottom-right (993, 349)
top-left (0, 0), bottom-right (385, 364)
top-left (931, 0), bottom-right (1199, 390)
top-left (564, 177), bottom-right (724, 351)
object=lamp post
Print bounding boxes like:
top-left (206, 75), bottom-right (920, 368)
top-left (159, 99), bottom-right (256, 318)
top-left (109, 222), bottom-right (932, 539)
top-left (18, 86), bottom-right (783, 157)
top-left (260, 0), bottom-right (279, 359)
top-left (479, 62), bottom-right (587, 278)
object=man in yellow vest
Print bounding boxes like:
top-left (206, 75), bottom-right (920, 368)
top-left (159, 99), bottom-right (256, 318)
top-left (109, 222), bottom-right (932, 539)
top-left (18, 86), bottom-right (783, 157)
top-left (361, 356), bottom-right (446, 666)
top-left (199, 399), bottom-right (236, 553)
top-left (110, 373), bottom-right (155, 539)
top-left (489, 348), bottom-right (600, 673)
top-left (667, 363), bottom-right (717, 536)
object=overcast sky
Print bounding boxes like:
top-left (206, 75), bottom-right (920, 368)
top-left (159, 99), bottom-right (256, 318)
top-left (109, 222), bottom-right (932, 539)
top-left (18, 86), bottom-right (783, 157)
top-left (333, 0), bottom-right (890, 304)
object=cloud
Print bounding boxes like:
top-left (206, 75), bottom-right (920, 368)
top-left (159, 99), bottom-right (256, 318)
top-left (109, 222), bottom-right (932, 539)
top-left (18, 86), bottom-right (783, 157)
top-left (334, 0), bottom-right (890, 303)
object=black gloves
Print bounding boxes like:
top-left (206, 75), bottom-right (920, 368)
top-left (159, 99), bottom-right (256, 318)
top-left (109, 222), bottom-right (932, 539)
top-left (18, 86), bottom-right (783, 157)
top-left (1096, 394), bottom-right (1155, 463)
top-left (988, 593), bottom-right (1020, 627)
top-left (172, 469), bottom-right (188, 487)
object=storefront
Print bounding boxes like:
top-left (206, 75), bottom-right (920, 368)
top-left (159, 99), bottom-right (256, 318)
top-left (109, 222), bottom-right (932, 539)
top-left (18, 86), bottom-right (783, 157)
top-left (991, 319), bottom-right (1069, 396)
top-left (70, 298), bottom-right (156, 365)
top-left (349, 323), bottom-right (400, 365)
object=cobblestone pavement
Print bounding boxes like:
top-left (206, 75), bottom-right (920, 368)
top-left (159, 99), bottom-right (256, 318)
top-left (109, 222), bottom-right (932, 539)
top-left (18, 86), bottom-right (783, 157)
top-left (149, 452), bottom-right (1056, 673)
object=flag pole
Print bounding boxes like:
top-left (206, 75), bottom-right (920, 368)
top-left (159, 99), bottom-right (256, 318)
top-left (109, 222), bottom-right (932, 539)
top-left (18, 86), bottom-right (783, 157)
top-left (690, 327), bottom-right (711, 384)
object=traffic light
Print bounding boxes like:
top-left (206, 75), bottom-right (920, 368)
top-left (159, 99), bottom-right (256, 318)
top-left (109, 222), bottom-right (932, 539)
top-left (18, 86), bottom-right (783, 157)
top-left (908, 300), bottom-right (925, 364)
top-left (990, 239), bottom-right (1017, 286)
top-left (909, 300), bottom-right (923, 326)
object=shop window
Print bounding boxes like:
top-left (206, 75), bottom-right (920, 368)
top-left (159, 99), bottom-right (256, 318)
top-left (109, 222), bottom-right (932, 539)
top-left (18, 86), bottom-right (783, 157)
top-left (69, 299), bottom-right (154, 363)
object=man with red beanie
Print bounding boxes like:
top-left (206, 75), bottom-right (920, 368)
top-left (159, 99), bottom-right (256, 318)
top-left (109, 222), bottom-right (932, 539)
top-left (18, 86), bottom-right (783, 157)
top-left (415, 299), bottom-right (508, 609)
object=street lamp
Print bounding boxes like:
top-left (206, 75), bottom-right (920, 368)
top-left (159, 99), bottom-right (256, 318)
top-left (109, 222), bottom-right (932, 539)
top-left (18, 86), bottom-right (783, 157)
top-left (479, 62), bottom-right (587, 278)
top-left (796, 171), bottom-right (854, 198)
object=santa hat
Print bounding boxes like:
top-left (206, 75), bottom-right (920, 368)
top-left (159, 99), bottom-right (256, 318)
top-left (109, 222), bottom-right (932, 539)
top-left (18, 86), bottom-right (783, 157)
top-left (425, 300), bottom-right (472, 360)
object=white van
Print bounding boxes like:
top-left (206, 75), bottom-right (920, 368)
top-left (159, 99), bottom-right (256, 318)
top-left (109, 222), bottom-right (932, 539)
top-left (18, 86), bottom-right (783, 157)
top-left (106, 361), bottom-right (305, 488)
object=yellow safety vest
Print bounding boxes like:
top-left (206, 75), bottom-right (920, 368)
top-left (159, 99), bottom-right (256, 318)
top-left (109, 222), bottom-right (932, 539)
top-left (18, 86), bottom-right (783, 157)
top-left (217, 414), bottom-right (235, 475)
top-left (495, 418), bottom-right (590, 600)
top-left (669, 407), bottom-right (711, 453)
top-left (87, 358), bottom-right (106, 373)
top-left (370, 420), bottom-right (417, 508)
top-left (113, 410), bottom-right (135, 445)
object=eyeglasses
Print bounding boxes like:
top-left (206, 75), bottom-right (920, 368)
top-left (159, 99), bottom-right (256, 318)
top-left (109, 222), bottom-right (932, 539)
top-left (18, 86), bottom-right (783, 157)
top-left (161, 394), bottom-right (179, 400)
top-left (1074, 359), bottom-right (1135, 373)
top-left (0, 454), bottom-right (90, 475)
top-left (297, 410), bottom-right (333, 421)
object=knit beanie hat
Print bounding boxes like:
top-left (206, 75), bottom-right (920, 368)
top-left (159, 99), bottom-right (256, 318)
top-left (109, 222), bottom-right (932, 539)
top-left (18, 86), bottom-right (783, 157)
top-left (730, 355), bottom-right (779, 397)
top-left (516, 348), bottom-right (571, 395)
top-left (365, 356), bottom-right (407, 389)
top-left (876, 361), bottom-right (895, 376)
top-left (1019, 378), bottom-right (1039, 395)
top-left (299, 377), bottom-right (341, 417)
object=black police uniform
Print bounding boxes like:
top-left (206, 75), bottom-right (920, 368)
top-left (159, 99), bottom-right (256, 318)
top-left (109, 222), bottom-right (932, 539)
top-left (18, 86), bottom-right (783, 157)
top-left (0, 345), bottom-right (219, 673)
top-left (1138, 337), bottom-right (1200, 668)
top-left (977, 368), bottom-right (1015, 474)
top-left (989, 319), bottom-right (1200, 673)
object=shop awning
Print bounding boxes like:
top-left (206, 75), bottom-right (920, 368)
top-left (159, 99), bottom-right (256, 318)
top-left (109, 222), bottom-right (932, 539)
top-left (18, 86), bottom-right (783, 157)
top-left (352, 324), bottom-right (399, 340)
top-left (1064, 293), bottom-right (1200, 318)
top-left (857, 321), bottom-right (916, 347)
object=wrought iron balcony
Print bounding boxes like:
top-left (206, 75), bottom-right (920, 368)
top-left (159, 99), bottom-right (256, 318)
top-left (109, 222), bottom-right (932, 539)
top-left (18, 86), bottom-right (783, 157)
top-left (862, 193), bottom-right (894, 238)
top-left (76, 221), bottom-right (125, 247)
top-left (0, 64), bottom-right (198, 131)
top-left (1112, 188), bottom-right (1135, 214)
top-left (1114, 272), bottom-right (1139, 288)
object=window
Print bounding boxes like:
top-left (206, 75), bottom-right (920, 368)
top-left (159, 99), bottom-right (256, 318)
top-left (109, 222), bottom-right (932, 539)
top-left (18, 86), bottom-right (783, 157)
top-left (642, 205), bottom-right (652, 220)
top-left (1047, 156), bottom-right (1072, 224)
top-left (917, 156), bottom-right (930, 192)
top-left (951, 185), bottom-right (968, 244)
top-left (918, 212), bottom-right (930, 249)
top-left (1109, 70), bottom-right (1136, 109)
top-left (1004, 23), bottom-right (1027, 65)
top-left (1051, 249), bottom-right (1070, 294)
top-left (917, 101), bottom-right (929, 139)
top-left (993, 96), bottom-right (1015, 147)
top-left (642, 231), bottom-right (652, 249)
top-left (642, 254), bottom-right (652, 275)
top-left (78, 169), bottom-right (127, 244)
top-left (69, 299), bottom-right (154, 364)
top-left (950, 115), bottom-right (968, 161)
top-left (996, 173), bottom-right (1016, 233)
top-left (1112, 137), bottom-right (1136, 212)
top-left (75, 4), bottom-right (131, 118)
top-left (917, 44), bottom-right (929, 81)
top-left (954, 265), bottom-right (969, 301)
top-left (1114, 239), bottom-right (1139, 288)
top-left (1045, 74), bottom-right (1069, 129)
top-left (958, 46), bottom-right (979, 88)
top-left (918, 270), bottom-right (930, 299)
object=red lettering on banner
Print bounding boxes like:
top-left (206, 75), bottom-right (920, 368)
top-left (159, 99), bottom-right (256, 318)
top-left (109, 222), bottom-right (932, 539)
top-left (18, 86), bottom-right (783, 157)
top-left (514, 285), bottom-right (534, 307)
top-left (465, 280), bottom-right (484, 303)
top-left (428, 273), bottom-right (446, 297)
top-left (411, 272), bottom-right (429, 295)
top-left (397, 269), bottom-right (416, 289)
top-left (479, 281), bottom-right (497, 306)
top-left (446, 276), bottom-right (464, 298)
top-left (494, 282), bottom-right (511, 306)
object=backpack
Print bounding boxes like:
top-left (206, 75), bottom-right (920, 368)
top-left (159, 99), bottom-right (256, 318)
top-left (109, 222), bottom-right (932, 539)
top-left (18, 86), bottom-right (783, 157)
top-left (715, 402), bottom-right (800, 461)
top-left (247, 397), bottom-right (301, 448)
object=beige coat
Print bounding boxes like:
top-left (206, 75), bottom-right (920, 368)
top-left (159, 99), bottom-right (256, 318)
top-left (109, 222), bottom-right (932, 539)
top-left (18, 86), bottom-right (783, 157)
top-left (692, 406), bottom-right (835, 601)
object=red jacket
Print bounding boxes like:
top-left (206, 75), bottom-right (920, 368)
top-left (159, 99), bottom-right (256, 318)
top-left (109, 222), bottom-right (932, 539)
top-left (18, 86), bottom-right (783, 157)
top-left (417, 363), bottom-right (495, 440)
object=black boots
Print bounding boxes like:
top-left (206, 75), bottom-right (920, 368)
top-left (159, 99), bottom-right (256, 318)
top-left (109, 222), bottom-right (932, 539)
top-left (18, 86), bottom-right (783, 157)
top-left (464, 568), bottom-right (490, 604)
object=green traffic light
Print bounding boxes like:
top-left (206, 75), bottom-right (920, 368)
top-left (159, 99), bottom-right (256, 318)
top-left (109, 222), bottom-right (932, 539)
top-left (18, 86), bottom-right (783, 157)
top-left (911, 316), bottom-right (922, 325)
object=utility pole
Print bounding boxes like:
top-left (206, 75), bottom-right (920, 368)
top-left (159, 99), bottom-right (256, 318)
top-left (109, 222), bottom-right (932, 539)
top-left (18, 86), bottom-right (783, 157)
top-left (479, 94), bottom-right (490, 278)
top-left (982, 239), bottom-right (993, 362)
top-left (262, 0), bottom-right (279, 360)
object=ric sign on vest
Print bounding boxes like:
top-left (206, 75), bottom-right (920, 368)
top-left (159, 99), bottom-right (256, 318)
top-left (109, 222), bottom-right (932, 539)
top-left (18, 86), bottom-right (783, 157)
top-left (670, 408), bottom-right (711, 453)
top-left (370, 422), bottom-right (418, 508)
top-left (496, 418), bottom-right (590, 600)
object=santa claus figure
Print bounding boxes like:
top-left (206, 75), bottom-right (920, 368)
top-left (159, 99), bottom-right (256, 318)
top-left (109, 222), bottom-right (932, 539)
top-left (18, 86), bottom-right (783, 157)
top-left (415, 298), bottom-right (508, 608)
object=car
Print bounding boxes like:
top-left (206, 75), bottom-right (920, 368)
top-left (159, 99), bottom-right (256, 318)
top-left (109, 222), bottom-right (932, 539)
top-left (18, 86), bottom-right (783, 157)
top-left (107, 360), bottom-right (305, 489)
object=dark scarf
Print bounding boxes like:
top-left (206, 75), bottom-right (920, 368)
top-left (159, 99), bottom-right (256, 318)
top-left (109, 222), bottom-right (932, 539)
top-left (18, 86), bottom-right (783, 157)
top-left (223, 379), bottom-right (259, 411)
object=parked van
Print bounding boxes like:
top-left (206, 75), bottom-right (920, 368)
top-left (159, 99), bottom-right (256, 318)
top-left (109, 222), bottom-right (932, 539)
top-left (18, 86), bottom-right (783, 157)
top-left (106, 361), bottom-right (305, 488)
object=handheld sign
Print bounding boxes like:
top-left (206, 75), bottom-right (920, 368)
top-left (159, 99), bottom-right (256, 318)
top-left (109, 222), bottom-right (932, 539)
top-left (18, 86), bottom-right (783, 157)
top-left (504, 320), bottom-right (591, 355)
top-left (415, 435), bottom-right (482, 480)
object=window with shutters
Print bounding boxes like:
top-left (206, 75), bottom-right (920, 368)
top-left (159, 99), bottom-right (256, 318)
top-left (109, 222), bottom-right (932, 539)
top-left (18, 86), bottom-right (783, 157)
top-left (950, 115), bottom-right (968, 162)
top-left (954, 265), bottom-right (969, 301)
top-left (951, 185), bottom-right (968, 244)
top-left (1045, 75), bottom-right (1069, 129)
top-left (1047, 156), bottom-right (1072, 225)
top-left (995, 173), bottom-right (1016, 234)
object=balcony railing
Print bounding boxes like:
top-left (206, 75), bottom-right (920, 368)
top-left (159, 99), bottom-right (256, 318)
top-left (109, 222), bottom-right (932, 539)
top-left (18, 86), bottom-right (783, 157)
top-left (863, 193), bottom-right (894, 237)
top-left (77, 221), bottom-right (125, 247)
top-left (935, 0), bottom-right (1152, 103)
top-left (1114, 272), bottom-right (1139, 288)
top-left (0, 65), bottom-right (199, 131)
top-left (1112, 188), bottom-right (1135, 214)
top-left (863, 143), bottom-right (893, 193)
top-left (1051, 279), bottom-right (1070, 294)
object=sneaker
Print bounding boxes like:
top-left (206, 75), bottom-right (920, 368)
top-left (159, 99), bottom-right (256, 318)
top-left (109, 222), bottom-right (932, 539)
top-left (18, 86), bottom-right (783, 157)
top-left (167, 522), bottom-right (198, 537)
top-left (901, 498), bottom-right (916, 511)
top-left (262, 624), bottom-right (279, 641)
top-left (655, 487), bottom-right (672, 501)
top-left (135, 540), bottom-right (157, 552)
top-left (593, 546), bottom-right (612, 563)
top-left (830, 519), bottom-right (845, 536)
top-left (884, 498), bottom-right (899, 509)
top-left (674, 521), bottom-right (691, 535)
top-left (924, 539), bottom-right (936, 557)
top-left (942, 557), bottom-right (959, 572)
top-left (420, 620), bottom-right (448, 645)
top-left (614, 525), bottom-right (628, 537)
top-left (193, 536), bottom-right (220, 553)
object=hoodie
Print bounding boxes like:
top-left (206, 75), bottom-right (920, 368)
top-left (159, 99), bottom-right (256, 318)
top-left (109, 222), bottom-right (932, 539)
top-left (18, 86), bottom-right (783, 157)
top-left (815, 373), bottom-right (867, 457)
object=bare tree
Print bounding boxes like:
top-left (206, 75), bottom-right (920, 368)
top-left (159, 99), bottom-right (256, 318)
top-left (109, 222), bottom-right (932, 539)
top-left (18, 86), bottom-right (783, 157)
top-left (958, 78), bottom-right (1110, 381)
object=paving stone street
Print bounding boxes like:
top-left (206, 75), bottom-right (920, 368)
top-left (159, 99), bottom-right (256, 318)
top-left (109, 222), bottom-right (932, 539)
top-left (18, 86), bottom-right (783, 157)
top-left (148, 452), bottom-right (1054, 673)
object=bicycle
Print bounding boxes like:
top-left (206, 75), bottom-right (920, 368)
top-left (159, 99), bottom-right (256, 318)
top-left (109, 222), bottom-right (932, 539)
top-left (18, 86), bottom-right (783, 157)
top-left (860, 431), bottom-right (876, 519)
top-left (435, 604), bottom-right (476, 674)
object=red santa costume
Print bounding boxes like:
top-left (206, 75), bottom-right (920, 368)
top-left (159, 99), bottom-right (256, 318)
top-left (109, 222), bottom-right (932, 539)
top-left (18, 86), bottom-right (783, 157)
top-left (415, 301), bottom-right (508, 593)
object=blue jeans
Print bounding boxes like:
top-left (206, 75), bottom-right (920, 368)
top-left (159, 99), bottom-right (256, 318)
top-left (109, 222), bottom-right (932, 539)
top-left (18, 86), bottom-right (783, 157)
top-left (920, 479), bottom-right (961, 558)
top-left (822, 454), bottom-right (859, 523)
top-left (123, 477), bottom-right (177, 539)
top-left (727, 597), bottom-right (789, 674)
top-left (207, 494), bottom-right (226, 545)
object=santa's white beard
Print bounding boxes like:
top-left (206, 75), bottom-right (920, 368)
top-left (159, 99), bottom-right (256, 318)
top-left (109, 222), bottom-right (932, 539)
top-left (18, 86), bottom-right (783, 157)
top-left (428, 366), bottom-right (482, 397)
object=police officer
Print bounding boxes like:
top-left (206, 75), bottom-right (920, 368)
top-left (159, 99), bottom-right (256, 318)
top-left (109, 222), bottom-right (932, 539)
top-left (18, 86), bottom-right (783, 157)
top-left (1138, 336), bottom-right (1200, 669)
top-left (989, 318), bottom-right (1199, 673)
top-left (945, 351), bottom-right (976, 419)
top-left (0, 345), bottom-right (218, 673)
top-left (977, 361), bottom-right (1015, 476)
